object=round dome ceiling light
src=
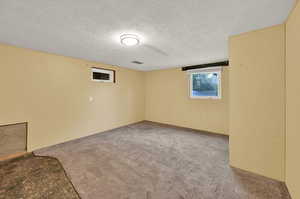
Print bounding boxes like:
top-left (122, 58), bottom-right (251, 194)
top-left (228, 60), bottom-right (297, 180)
top-left (120, 34), bottom-right (140, 46)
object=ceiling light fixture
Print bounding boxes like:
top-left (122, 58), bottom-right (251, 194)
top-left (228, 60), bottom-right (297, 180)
top-left (120, 34), bottom-right (140, 46)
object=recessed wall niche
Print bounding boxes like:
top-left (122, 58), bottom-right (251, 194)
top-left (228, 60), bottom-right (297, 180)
top-left (0, 123), bottom-right (27, 157)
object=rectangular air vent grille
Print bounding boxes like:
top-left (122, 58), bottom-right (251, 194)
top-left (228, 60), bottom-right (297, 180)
top-left (132, 61), bottom-right (144, 64)
top-left (91, 67), bottom-right (115, 83)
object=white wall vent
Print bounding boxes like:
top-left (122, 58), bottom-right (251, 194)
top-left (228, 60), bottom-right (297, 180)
top-left (91, 67), bottom-right (115, 83)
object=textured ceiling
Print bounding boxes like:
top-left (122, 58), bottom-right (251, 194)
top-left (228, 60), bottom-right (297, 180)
top-left (0, 0), bottom-right (294, 71)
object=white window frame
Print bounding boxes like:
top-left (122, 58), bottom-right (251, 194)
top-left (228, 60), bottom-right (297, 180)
top-left (188, 67), bottom-right (222, 99)
top-left (91, 67), bottom-right (115, 83)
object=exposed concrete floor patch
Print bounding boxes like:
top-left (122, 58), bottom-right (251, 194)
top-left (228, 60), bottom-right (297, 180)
top-left (0, 154), bottom-right (80, 199)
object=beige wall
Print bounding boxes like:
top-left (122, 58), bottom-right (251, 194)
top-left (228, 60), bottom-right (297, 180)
top-left (229, 25), bottom-right (286, 181)
top-left (1, 10), bottom-right (298, 195)
top-left (286, 1), bottom-right (300, 198)
top-left (0, 43), bottom-right (145, 151)
top-left (145, 67), bottom-right (229, 135)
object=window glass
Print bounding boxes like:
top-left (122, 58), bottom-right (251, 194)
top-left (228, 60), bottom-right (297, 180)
top-left (191, 72), bottom-right (220, 98)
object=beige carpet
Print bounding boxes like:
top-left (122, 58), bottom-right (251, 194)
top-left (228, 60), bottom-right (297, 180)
top-left (35, 121), bottom-right (290, 199)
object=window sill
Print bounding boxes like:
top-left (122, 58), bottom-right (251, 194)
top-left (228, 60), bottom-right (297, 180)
top-left (190, 96), bottom-right (221, 100)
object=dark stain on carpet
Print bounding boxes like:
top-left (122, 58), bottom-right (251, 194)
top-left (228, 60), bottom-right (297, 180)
top-left (0, 153), bottom-right (80, 199)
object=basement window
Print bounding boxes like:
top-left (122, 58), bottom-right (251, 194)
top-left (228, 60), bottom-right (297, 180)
top-left (189, 67), bottom-right (221, 99)
top-left (91, 67), bottom-right (115, 83)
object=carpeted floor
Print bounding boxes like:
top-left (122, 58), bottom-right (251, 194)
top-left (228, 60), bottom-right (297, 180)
top-left (0, 153), bottom-right (80, 199)
top-left (35, 121), bottom-right (291, 199)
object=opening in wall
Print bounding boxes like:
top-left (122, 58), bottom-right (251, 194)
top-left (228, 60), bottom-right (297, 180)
top-left (91, 67), bottom-right (115, 83)
top-left (0, 122), bottom-right (27, 158)
top-left (188, 67), bottom-right (222, 99)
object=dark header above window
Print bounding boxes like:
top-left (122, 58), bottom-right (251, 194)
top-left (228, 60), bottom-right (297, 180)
top-left (182, 61), bottom-right (229, 71)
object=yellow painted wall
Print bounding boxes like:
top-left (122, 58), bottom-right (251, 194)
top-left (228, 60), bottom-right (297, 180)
top-left (145, 67), bottom-right (229, 135)
top-left (286, 1), bottom-right (300, 198)
top-left (0, 43), bottom-right (145, 151)
top-left (229, 25), bottom-right (286, 181)
top-left (0, 12), bottom-right (297, 193)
